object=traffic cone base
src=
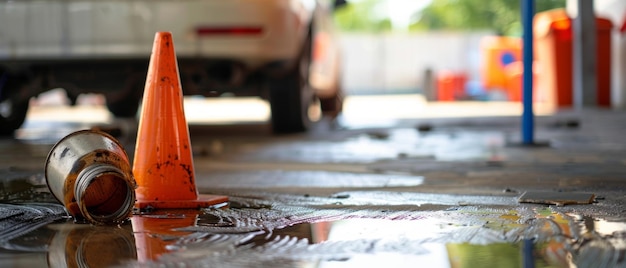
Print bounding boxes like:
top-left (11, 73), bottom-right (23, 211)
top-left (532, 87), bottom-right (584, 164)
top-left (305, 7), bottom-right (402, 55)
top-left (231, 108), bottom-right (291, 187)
top-left (133, 32), bottom-right (228, 209)
top-left (135, 194), bottom-right (229, 210)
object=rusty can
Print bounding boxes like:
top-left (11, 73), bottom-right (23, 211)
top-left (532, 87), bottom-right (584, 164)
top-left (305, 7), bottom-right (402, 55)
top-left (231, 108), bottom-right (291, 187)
top-left (45, 129), bottom-right (136, 225)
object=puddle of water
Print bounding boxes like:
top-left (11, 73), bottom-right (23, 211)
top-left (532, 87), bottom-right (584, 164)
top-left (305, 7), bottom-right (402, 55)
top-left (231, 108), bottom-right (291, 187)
top-left (568, 213), bottom-right (626, 237)
top-left (1, 220), bottom-right (135, 267)
top-left (592, 219), bottom-right (626, 236)
top-left (446, 242), bottom-right (556, 268)
top-left (48, 222), bottom-right (136, 267)
top-left (525, 208), bottom-right (626, 268)
top-left (0, 202), bottom-right (624, 267)
top-left (147, 203), bottom-right (546, 266)
top-left (154, 217), bottom-right (462, 267)
top-left (0, 213), bottom-right (569, 267)
top-left (1, 210), bottom-right (199, 267)
top-left (0, 169), bottom-right (55, 204)
top-left (150, 216), bottom-right (562, 267)
top-left (1, 170), bottom-right (625, 268)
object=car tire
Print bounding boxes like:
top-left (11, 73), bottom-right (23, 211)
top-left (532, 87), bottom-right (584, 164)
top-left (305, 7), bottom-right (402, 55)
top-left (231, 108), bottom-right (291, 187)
top-left (65, 90), bottom-right (79, 106)
top-left (0, 97), bottom-right (29, 136)
top-left (105, 75), bottom-right (143, 118)
top-left (320, 87), bottom-right (344, 118)
top-left (268, 34), bottom-right (314, 133)
top-left (0, 74), bottom-right (30, 136)
top-left (106, 96), bottom-right (140, 118)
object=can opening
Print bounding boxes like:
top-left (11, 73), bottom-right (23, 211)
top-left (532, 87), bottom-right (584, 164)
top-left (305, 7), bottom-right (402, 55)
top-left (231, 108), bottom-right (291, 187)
top-left (75, 164), bottom-right (135, 225)
top-left (84, 174), bottom-right (130, 217)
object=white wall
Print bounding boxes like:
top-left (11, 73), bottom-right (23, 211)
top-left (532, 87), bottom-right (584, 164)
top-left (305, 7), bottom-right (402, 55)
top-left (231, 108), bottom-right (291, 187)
top-left (339, 32), bottom-right (492, 95)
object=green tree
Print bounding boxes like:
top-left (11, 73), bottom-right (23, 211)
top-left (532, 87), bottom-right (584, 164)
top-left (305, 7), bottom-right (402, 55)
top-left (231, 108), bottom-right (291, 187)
top-left (412, 0), bottom-right (567, 35)
top-left (334, 0), bottom-right (393, 32)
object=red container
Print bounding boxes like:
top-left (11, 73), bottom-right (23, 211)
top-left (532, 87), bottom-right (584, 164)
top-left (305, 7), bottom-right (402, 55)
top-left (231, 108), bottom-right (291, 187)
top-left (437, 71), bottom-right (467, 101)
top-left (534, 9), bottom-right (612, 107)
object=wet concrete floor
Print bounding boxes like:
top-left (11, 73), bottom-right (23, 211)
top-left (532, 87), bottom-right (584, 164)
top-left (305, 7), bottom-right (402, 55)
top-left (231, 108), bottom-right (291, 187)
top-left (1, 99), bottom-right (626, 267)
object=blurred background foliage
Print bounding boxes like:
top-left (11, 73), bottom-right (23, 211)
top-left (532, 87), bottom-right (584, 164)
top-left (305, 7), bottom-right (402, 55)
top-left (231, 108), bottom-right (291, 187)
top-left (334, 0), bottom-right (393, 33)
top-left (334, 0), bottom-right (567, 35)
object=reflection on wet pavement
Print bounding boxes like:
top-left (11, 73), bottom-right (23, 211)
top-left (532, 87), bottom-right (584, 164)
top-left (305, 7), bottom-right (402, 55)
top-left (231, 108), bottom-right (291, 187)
top-left (1, 172), bottom-right (625, 267)
top-left (132, 210), bottom-right (200, 262)
top-left (228, 129), bottom-right (504, 164)
top-left (47, 223), bottom-right (136, 267)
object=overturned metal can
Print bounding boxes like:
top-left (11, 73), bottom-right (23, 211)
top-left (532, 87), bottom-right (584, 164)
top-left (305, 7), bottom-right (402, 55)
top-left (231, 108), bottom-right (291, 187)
top-left (45, 130), bottom-right (136, 225)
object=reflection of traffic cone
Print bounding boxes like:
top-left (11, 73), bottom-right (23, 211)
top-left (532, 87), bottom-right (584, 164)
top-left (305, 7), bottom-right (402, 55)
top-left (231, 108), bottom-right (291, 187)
top-left (131, 210), bottom-right (199, 262)
top-left (133, 32), bottom-right (228, 209)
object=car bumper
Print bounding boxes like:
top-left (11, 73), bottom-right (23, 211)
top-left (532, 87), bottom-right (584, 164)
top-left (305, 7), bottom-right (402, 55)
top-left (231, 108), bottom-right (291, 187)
top-left (0, 0), bottom-right (312, 70)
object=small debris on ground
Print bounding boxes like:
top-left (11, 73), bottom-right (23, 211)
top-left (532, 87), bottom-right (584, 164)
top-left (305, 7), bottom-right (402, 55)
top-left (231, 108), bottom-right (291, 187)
top-left (366, 131), bottom-right (389, 140)
top-left (330, 193), bottom-right (350, 199)
top-left (486, 160), bottom-right (504, 167)
top-left (551, 119), bottom-right (580, 129)
top-left (416, 124), bottom-right (433, 132)
top-left (503, 188), bottom-right (517, 193)
top-left (518, 191), bottom-right (595, 206)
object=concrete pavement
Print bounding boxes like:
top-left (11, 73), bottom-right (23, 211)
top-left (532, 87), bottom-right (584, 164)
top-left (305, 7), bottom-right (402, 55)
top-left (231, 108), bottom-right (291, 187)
top-left (0, 96), bottom-right (625, 267)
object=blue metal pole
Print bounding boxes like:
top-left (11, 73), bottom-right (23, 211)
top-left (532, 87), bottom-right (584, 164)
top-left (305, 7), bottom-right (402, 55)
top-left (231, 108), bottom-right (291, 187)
top-left (522, 0), bottom-right (535, 145)
top-left (523, 238), bottom-right (536, 268)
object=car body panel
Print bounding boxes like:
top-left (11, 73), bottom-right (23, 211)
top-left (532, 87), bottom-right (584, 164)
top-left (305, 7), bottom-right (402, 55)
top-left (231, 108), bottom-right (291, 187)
top-left (0, 0), bottom-right (315, 69)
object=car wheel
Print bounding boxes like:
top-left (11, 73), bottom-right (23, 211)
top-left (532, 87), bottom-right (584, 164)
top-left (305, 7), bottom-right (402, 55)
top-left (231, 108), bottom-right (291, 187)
top-left (268, 35), bottom-right (314, 133)
top-left (0, 74), bottom-right (30, 136)
top-left (0, 98), bottom-right (29, 137)
top-left (106, 96), bottom-right (140, 118)
top-left (320, 87), bottom-right (344, 118)
top-left (106, 75), bottom-right (143, 118)
top-left (65, 90), bottom-right (79, 106)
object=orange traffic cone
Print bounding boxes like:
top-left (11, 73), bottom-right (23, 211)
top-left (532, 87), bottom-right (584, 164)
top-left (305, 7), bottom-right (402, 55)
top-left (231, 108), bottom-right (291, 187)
top-left (133, 32), bottom-right (228, 209)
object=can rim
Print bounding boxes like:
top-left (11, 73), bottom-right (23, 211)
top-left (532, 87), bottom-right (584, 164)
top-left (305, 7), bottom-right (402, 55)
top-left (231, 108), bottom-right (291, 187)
top-left (44, 129), bottom-right (126, 206)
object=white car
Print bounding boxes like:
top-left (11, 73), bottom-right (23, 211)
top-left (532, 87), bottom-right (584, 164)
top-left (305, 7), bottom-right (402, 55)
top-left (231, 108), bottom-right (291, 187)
top-left (0, 0), bottom-right (346, 134)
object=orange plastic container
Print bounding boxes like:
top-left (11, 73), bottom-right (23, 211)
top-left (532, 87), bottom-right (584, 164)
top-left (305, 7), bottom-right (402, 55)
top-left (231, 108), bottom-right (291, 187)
top-left (480, 36), bottom-right (523, 90)
top-left (534, 9), bottom-right (612, 107)
top-left (503, 61), bottom-right (539, 102)
top-left (436, 71), bottom-right (467, 101)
